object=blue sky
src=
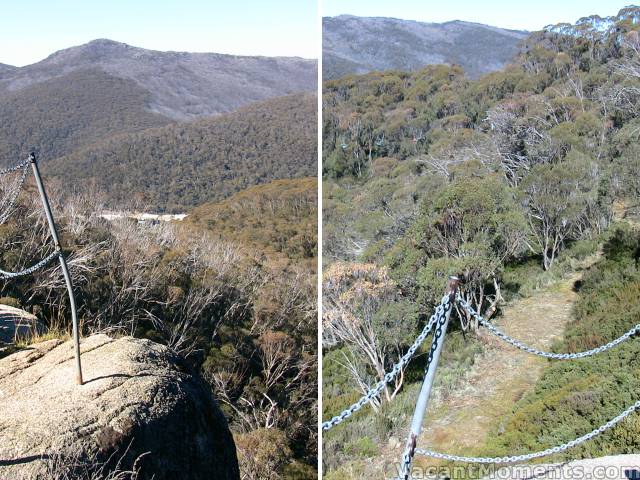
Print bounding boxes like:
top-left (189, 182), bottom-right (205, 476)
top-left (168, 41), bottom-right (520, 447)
top-left (323, 0), bottom-right (635, 32)
top-left (0, 0), bottom-right (318, 67)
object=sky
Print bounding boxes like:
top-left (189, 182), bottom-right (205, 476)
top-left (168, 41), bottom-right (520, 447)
top-left (323, 0), bottom-right (635, 32)
top-left (0, 0), bottom-right (318, 67)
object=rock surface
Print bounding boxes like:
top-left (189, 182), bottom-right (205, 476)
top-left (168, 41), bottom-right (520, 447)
top-left (0, 334), bottom-right (239, 480)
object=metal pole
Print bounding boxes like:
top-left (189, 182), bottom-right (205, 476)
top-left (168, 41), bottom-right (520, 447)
top-left (29, 152), bottom-right (83, 385)
top-left (400, 276), bottom-right (460, 479)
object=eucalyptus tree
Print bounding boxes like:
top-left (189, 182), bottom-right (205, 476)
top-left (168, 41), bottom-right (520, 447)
top-left (520, 151), bottom-right (602, 270)
top-left (412, 173), bottom-right (526, 326)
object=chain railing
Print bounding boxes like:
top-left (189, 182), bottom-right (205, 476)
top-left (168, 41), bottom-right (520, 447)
top-left (321, 294), bottom-right (452, 431)
top-left (399, 277), bottom-right (459, 480)
top-left (457, 297), bottom-right (640, 359)
top-left (323, 275), bottom-right (640, 475)
top-left (0, 250), bottom-right (61, 280)
top-left (0, 158), bottom-right (31, 176)
top-left (0, 152), bottom-right (83, 385)
top-left (415, 399), bottom-right (640, 464)
top-left (0, 161), bottom-right (29, 224)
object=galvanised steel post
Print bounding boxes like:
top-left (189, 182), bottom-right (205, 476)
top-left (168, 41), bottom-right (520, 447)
top-left (400, 276), bottom-right (460, 480)
top-left (29, 152), bottom-right (83, 385)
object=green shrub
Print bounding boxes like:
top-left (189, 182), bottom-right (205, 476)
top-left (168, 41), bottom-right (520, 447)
top-left (345, 436), bottom-right (378, 458)
top-left (478, 228), bottom-right (640, 461)
top-left (235, 428), bottom-right (293, 480)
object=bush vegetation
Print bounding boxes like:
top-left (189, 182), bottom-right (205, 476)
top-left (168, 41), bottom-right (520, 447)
top-left (0, 180), bottom-right (317, 479)
top-left (323, 6), bottom-right (640, 477)
top-left (479, 225), bottom-right (640, 461)
top-left (44, 93), bottom-right (317, 212)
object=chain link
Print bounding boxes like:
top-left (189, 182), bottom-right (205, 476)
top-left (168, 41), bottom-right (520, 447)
top-left (0, 250), bottom-right (61, 280)
top-left (415, 399), bottom-right (640, 464)
top-left (0, 162), bottom-right (30, 224)
top-left (321, 295), bottom-right (452, 431)
top-left (457, 297), bottom-right (639, 359)
top-left (0, 156), bottom-right (62, 280)
top-left (0, 158), bottom-right (31, 176)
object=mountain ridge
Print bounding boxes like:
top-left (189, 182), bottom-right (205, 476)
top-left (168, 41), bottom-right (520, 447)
top-left (323, 15), bottom-right (528, 80)
top-left (330, 14), bottom-right (528, 36)
top-left (0, 38), bottom-right (317, 121)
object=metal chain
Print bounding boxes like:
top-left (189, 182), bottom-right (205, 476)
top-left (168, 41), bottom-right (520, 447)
top-left (457, 297), bottom-right (639, 359)
top-left (398, 298), bottom-right (453, 479)
top-left (0, 162), bottom-right (30, 224)
top-left (415, 399), bottom-right (640, 464)
top-left (0, 158), bottom-right (31, 176)
top-left (0, 250), bottom-right (61, 280)
top-left (321, 295), bottom-right (452, 431)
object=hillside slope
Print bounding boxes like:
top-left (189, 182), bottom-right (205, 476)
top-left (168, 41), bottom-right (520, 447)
top-left (0, 63), bottom-right (16, 76)
top-left (323, 16), bottom-right (527, 79)
top-left (187, 177), bottom-right (317, 267)
top-left (0, 39), bottom-right (317, 121)
top-left (0, 68), bottom-right (171, 164)
top-left (45, 93), bottom-right (317, 211)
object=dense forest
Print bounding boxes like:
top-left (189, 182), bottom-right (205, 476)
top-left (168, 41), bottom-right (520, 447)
top-left (45, 93), bottom-right (317, 212)
top-left (187, 178), bottom-right (317, 270)
top-left (323, 6), bottom-right (640, 478)
top-left (0, 68), bottom-right (172, 165)
top-left (0, 176), bottom-right (317, 479)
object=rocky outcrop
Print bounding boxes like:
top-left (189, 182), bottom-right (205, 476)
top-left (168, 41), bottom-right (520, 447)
top-left (0, 334), bottom-right (239, 480)
top-left (0, 305), bottom-right (44, 344)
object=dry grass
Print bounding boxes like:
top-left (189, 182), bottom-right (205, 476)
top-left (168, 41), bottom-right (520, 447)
top-left (11, 444), bottom-right (147, 480)
top-left (14, 327), bottom-right (71, 349)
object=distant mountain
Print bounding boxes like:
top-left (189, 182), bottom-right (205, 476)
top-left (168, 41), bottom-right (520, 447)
top-left (45, 93), bottom-right (317, 212)
top-left (0, 63), bottom-right (16, 77)
top-left (1, 39), bottom-right (317, 121)
top-left (323, 15), bottom-right (528, 80)
top-left (0, 39), bottom-right (317, 168)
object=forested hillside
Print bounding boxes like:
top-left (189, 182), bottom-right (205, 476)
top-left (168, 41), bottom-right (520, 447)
top-left (0, 68), bottom-right (172, 164)
top-left (44, 93), bottom-right (317, 211)
top-left (0, 40), bottom-right (318, 215)
top-left (323, 5), bottom-right (640, 478)
top-left (187, 178), bottom-right (317, 269)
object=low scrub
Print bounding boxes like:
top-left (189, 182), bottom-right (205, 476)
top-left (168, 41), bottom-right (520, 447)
top-left (479, 226), bottom-right (640, 461)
